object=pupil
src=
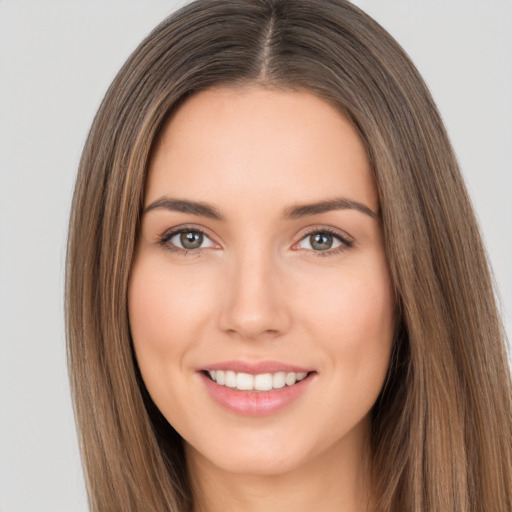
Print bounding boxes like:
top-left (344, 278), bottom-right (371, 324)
top-left (181, 231), bottom-right (203, 249)
top-left (311, 233), bottom-right (332, 250)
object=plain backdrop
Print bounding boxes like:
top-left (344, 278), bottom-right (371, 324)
top-left (0, 1), bottom-right (511, 511)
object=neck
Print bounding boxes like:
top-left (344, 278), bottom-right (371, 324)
top-left (186, 419), bottom-right (375, 512)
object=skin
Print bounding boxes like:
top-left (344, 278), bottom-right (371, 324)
top-left (128, 85), bottom-right (395, 512)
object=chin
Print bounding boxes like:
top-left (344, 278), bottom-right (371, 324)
top-left (186, 436), bottom-right (311, 477)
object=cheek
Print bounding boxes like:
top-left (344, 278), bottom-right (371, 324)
top-left (127, 256), bottom-right (217, 417)
top-left (304, 258), bottom-right (394, 340)
top-left (304, 258), bottom-right (395, 391)
top-left (128, 263), bottom-right (197, 410)
top-left (128, 259), bottom-right (213, 357)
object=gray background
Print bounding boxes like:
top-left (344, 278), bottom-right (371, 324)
top-left (1, 1), bottom-right (510, 511)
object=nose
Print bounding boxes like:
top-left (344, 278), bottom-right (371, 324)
top-left (218, 247), bottom-right (291, 341)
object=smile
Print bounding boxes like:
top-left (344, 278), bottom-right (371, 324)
top-left (199, 364), bottom-right (316, 416)
top-left (206, 370), bottom-right (309, 391)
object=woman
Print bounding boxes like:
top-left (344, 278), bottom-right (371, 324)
top-left (65, 0), bottom-right (512, 510)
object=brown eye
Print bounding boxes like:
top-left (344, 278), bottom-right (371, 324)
top-left (295, 228), bottom-right (352, 255)
top-left (309, 232), bottom-right (334, 251)
top-left (179, 231), bottom-right (203, 249)
top-left (164, 229), bottom-right (216, 252)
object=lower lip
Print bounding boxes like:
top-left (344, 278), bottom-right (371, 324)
top-left (199, 372), bottom-right (315, 416)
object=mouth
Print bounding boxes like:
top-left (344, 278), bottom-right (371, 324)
top-left (198, 363), bottom-right (316, 416)
top-left (202, 369), bottom-right (311, 392)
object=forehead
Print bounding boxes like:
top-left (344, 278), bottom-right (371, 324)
top-left (146, 85), bottom-right (378, 214)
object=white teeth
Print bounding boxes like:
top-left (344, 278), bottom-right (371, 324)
top-left (285, 372), bottom-right (297, 386)
top-left (207, 369), bottom-right (309, 391)
top-left (236, 372), bottom-right (254, 390)
top-left (215, 370), bottom-right (225, 385)
top-left (272, 372), bottom-right (286, 389)
top-left (225, 371), bottom-right (236, 388)
top-left (254, 373), bottom-right (273, 391)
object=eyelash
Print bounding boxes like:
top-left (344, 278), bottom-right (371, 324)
top-left (158, 225), bottom-right (353, 258)
top-left (299, 227), bottom-right (354, 257)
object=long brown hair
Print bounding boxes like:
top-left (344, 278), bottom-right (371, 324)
top-left (66, 1), bottom-right (512, 510)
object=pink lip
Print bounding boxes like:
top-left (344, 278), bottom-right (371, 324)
top-left (198, 361), bottom-right (316, 416)
top-left (200, 360), bottom-right (312, 374)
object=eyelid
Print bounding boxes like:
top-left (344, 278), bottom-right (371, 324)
top-left (296, 225), bottom-right (353, 243)
top-left (292, 226), bottom-right (354, 256)
top-left (158, 224), bottom-right (220, 254)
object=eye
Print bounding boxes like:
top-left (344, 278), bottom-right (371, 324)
top-left (295, 228), bottom-right (353, 255)
top-left (160, 227), bottom-right (216, 254)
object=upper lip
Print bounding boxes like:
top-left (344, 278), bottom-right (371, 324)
top-left (199, 360), bottom-right (314, 375)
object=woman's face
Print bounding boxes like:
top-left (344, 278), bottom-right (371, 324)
top-left (129, 86), bottom-right (395, 477)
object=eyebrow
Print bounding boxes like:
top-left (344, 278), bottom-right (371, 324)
top-left (284, 197), bottom-right (378, 219)
top-left (144, 197), bottom-right (224, 219)
top-left (144, 196), bottom-right (379, 220)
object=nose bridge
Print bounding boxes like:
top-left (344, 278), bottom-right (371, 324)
top-left (219, 240), bottom-right (289, 339)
